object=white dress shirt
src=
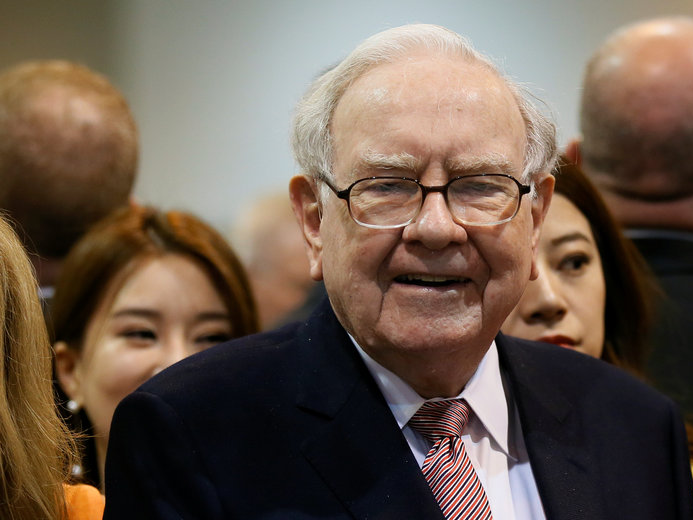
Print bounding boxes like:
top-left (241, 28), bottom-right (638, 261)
top-left (352, 338), bottom-right (546, 520)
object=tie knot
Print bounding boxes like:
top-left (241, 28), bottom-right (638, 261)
top-left (409, 399), bottom-right (471, 442)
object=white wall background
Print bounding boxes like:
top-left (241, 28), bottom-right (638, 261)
top-left (3, 0), bottom-right (693, 233)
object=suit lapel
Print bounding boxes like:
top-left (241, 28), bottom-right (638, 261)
top-left (291, 304), bottom-right (608, 519)
top-left (497, 334), bottom-right (607, 520)
top-left (295, 301), bottom-right (444, 520)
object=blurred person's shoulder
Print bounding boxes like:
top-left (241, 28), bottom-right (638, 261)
top-left (64, 483), bottom-right (104, 520)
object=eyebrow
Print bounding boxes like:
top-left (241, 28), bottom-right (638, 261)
top-left (550, 231), bottom-right (594, 247)
top-left (355, 151), bottom-right (423, 173)
top-left (111, 308), bottom-right (158, 319)
top-left (444, 153), bottom-right (518, 175)
top-left (355, 150), bottom-right (519, 174)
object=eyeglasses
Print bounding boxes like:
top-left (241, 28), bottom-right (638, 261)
top-left (319, 174), bottom-right (531, 229)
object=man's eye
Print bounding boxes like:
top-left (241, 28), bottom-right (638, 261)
top-left (464, 182), bottom-right (500, 194)
top-left (367, 182), bottom-right (407, 195)
top-left (455, 181), bottom-right (508, 199)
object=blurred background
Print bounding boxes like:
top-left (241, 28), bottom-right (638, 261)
top-left (3, 0), bottom-right (693, 232)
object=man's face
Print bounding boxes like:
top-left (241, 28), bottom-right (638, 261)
top-left (293, 54), bottom-right (552, 386)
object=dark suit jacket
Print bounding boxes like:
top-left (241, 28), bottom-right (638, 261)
top-left (634, 234), bottom-right (693, 420)
top-left (104, 299), bottom-right (693, 519)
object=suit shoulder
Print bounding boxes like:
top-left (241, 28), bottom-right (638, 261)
top-left (498, 334), bottom-right (675, 413)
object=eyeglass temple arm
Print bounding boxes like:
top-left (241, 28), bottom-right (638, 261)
top-left (317, 173), bottom-right (350, 200)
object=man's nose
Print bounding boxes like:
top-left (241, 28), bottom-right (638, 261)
top-left (401, 191), bottom-right (468, 249)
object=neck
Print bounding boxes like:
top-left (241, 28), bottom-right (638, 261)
top-left (95, 436), bottom-right (107, 492)
top-left (363, 343), bottom-right (490, 399)
top-left (606, 196), bottom-right (693, 231)
top-left (585, 173), bottom-right (693, 230)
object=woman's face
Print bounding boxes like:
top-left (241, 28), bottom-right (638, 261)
top-left (56, 253), bottom-right (233, 477)
top-left (502, 194), bottom-right (606, 358)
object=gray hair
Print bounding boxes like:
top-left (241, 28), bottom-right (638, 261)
top-left (291, 24), bottom-right (556, 196)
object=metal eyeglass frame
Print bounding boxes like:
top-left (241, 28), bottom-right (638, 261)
top-left (318, 173), bottom-right (531, 229)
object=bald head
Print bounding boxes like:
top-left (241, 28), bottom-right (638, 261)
top-left (579, 17), bottom-right (693, 228)
top-left (0, 60), bottom-right (138, 260)
top-left (232, 192), bottom-right (313, 329)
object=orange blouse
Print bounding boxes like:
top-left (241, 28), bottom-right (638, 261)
top-left (64, 484), bottom-right (104, 520)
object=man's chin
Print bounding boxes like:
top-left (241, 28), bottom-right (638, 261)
top-left (373, 318), bottom-right (485, 353)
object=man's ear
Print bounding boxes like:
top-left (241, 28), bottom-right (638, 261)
top-left (529, 172), bottom-right (555, 281)
top-left (289, 174), bottom-right (324, 281)
top-left (564, 138), bottom-right (582, 165)
top-left (54, 341), bottom-right (84, 406)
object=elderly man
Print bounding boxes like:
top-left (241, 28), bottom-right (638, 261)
top-left (104, 25), bottom-right (693, 519)
top-left (566, 17), bottom-right (693, 419)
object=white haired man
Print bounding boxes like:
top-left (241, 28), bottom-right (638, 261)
top-left (105, 24), bottom-right (693, 519)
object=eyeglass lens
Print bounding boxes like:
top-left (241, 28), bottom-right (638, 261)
top-left (348, 176), bottom-right (522, 228)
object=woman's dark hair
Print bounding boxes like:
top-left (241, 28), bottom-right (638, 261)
top-left (51, 205), bottom-right (260, 486)
top-left (554, 157), bottom-right (656, 374)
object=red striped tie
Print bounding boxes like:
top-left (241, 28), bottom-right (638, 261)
top-left (409, 399), bottom-right (493, 520)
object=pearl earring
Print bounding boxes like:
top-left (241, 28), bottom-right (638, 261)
top-left (66, 400), bottom-right (81, 413)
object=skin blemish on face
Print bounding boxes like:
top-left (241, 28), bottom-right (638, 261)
top-left (366, 87), bottom-right (390, 105)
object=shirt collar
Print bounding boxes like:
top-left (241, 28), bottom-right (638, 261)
top-left (351, 335), bottom-right (512, 459)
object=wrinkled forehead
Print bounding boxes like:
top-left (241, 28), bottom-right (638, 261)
top-left (338, 52), bottom-right (517, 113)
top-left (331, 54), bottom-right (527, 175)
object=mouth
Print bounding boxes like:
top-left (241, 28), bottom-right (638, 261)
top-left (394, 274), bottom-right (470, 288)
top-left (537, 335), bottom-right (577, 349)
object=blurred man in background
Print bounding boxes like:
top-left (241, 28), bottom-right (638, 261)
top-left (0, 60), bottom-right (138, 307)
top-left (232, 192), bottom-right (316, 329)
top-left (568, 16), bottom-right (693, 419)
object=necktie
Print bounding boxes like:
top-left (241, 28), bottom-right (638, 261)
top-left (408, 399), bottom-right (493, 520)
